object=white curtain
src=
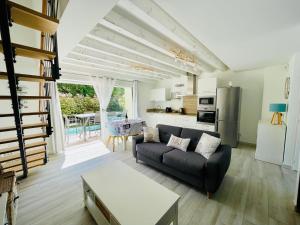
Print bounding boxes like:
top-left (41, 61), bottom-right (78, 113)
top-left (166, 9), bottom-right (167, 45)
top-left (132, 80), bottom-right (139, 119)
top-left (90, 76), bottom-right (116, 141)
top-left (49, 82), bottom-right (65, 154)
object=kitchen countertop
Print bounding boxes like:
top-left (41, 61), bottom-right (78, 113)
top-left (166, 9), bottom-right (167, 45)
top-left (146, 109), bottom-right (196, 116)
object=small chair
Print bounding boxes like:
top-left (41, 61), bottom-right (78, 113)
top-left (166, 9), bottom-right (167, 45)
top-left (64, 115), bottom-right (81, 143)
top-left (88, 112), bottom-right (101, 137)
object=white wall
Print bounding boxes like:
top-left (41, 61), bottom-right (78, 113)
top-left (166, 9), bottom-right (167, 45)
top-left (152, 76), bottom-right (187, 110)
top-left (261, 65), bottom-right (288, 121)
top-left (201, 69), bottom-right (264, 144)
top-left (286, 54), bottom-right (300, 170)
top-left (141, 64), bottom-right (286, 144)
top-left (137, 82), bottom-right (155, 120)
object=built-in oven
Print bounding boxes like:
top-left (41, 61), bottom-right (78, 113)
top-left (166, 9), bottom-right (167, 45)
top-left (197, 110), bottom-right (216, 124)
top-left (198, 96), bottom-right (216, 111)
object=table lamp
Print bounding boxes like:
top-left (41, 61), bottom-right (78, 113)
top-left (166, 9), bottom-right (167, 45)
top-left (269, 103), bottom-right (287, 125)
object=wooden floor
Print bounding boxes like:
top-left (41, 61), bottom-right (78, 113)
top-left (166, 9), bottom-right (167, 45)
top-left (16, 143), bottom-right (300, 225)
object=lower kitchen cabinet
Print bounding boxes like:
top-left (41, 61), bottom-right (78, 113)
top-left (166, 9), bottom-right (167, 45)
top-left (145, 113), bottom-right (215, 132)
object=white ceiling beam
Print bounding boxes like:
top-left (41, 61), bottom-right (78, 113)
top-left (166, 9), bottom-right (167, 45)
top-left (102, 10), bottom-right (215, 72)
top-left (60, 70), bottom-right (155, 84)
top-left (88, 24), bottom-right (205, 74)
top-left (71, 46), bottom-right (181, 77)
top-left (118, 0), bottom-right (228, 71)
top-left (62, 57), bottom-right (167, 79)
top-left (65, 53), bottom-right (171, 79)
top-left (60, 62), bottom-right (160, 82)
top-left (78, 37), bottom-right (188, 77)
top-left (57, 0), bottom-right (118, 59)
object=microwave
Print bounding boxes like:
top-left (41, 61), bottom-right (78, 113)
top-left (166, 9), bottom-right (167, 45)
top-left (197, 110), bottom-right (216, 124)
top-left (198, 96), bottom-right (216, 111)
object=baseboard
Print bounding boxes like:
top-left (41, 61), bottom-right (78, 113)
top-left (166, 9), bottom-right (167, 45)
top-left (239, 142), bottom-right (256, 148)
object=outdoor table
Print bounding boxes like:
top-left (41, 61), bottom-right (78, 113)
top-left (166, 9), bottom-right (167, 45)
top-left (75, 113), bottom-right (96, 141)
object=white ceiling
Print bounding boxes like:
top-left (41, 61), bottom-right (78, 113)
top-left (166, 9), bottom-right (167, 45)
top-left (58, 0), bottom-right (228, 83)
top-left (154, 0), bottom-right (300, 71)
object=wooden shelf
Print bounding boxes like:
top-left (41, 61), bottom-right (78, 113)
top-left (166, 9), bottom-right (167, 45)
top-left (8, 1), bottom-right (59, 34)
top-left (0, 133), bottom-right (48, 144)
top-left (0, 96), bottom-right (51, 100)
top-left (0, 41), bottom-right (56, 60)
top-left (0, 72), bottom-right (54, 82)
top-left (0, 112), bottom-right (49, 117)
top-left (0, 122), bottom-right (48, 132)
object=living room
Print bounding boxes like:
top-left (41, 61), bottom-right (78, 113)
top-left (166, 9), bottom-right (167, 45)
top-left (0, 0), bottom-right (300, 225)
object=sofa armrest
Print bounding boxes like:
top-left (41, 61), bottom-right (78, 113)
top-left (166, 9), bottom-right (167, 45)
top-left (205, 144), bottom-right (231, 193)
top-left (132, 134), bottom-right (144, 158)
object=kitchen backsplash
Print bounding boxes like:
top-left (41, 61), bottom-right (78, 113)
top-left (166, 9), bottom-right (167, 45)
top-left (152, 98), bottom-right (183, 110)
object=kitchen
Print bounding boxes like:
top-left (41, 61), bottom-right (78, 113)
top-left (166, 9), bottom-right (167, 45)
top-left (145, 74), bottom-right (241, 147)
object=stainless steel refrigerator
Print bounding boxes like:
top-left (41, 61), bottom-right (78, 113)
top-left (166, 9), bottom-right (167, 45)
top-left (216, 87), bottom-right (240, 148)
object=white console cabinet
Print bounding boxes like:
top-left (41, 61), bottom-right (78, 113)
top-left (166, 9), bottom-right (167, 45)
top-left (255, 120), bottom-right (286, 165)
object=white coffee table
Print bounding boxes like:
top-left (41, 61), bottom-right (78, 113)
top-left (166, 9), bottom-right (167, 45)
top-left (81, 161), bottom-right (180, 225)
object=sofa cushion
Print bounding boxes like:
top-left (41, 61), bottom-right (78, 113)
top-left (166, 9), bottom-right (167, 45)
top-left (167, 134), bottom-right (190, 152)
top-left (195, 133), bottom-right (221, 159)
top-left (157, 124), bottom-right (182, 144)
top-left (180, 128), bottom-right (220, 152)
top-left (162, 149), bottom-right (207, 177)
top-left (136, 142), bottom-right (174, 162)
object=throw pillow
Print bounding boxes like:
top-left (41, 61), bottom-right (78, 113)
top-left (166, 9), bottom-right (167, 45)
top-left (195, 133), bottom-right (221, 159)
top-left (167, 134), bottom-right (190, 152)
top-left (143, 127), bottom-right (160, 142)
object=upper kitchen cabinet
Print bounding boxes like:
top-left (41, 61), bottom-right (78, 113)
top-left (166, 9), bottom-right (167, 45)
top-left (150, 88), bottom-right (171, 102)
top-left (198, 77), bottom-right (218, 96)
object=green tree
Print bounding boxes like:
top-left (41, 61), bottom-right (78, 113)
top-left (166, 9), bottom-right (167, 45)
top-left (57, 83), bottom-right (95, 97)
top-left (107, 87), bottom-right (125, 112)
top-left (58, 83), bottom-right (125, 115)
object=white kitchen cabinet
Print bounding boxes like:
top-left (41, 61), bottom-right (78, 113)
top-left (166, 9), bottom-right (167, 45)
top-left (198, 77), bottom-right (218, 96)
top-left (255, 121), bottom-right (286, 165)
top-left (150, 88), bottom-right (171, 101)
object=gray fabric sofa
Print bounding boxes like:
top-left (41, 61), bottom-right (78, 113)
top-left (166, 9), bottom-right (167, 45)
top-left (132, 124), bottom-right (231, 198)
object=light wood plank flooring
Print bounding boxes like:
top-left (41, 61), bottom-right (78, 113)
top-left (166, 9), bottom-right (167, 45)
top-left (16, 143), bottom-right (300, 225)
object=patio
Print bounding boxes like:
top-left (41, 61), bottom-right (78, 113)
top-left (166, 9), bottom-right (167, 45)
top-left (63, 112), bottom-right (126, 146)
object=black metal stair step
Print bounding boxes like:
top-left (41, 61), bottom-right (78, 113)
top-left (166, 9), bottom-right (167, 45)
top-left (0, 72), bottom-right (54, 82)
top-left (0, 41), bottom-right (56, 60)
top-left (8, 1), bottom-right (59, 34)
top-left (0, 122), bottom-right (48, 132)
